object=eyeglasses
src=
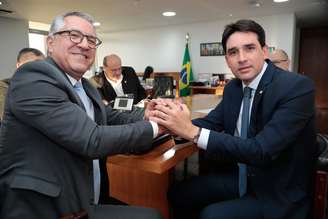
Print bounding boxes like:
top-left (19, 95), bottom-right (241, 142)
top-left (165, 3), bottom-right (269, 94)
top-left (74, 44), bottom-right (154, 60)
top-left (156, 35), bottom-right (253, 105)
top-left (272, 59), bottom-right (288, 65)
top-left (53, 30), bottom-right (102, 49)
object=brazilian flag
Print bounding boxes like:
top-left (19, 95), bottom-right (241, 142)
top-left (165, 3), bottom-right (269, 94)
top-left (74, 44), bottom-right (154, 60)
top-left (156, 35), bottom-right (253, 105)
top-left (179, 43), bottom-right (193, 96)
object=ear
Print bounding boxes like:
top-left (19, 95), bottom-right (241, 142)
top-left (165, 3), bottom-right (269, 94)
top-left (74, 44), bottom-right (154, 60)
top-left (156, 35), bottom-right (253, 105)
top-left (224, 54), bottom-right (233, 71)
top-left (262, 45), bottom-right (269, 59)
top-left (46, 36), bottom-right (54, 54)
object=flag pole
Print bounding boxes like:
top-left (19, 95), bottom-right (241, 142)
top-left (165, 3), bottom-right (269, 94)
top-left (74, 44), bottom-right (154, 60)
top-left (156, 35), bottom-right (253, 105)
top-left (179, 33), bottom-right (193, 96)
top-left (186, 33), bottom-right (190, 44)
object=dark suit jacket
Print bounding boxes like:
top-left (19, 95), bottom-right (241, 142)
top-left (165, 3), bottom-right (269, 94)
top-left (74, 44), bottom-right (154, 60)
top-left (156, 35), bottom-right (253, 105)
top-left (97, 66), bottom-right (146, 104)
top-left (0, 58), bottom-right (154, 218)
top-left (193, 61), bottom-right (317, 219)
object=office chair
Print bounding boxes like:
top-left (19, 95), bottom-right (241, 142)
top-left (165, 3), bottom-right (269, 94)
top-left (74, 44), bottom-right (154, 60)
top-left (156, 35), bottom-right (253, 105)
top-left (143, 66), bottom-right (154, 81)
top-left (152, 75), bottom-right (174, 98)
top-left (314, 133), bottom-right (328, 219)
top-left (121, 66), bottom-right (136, 75)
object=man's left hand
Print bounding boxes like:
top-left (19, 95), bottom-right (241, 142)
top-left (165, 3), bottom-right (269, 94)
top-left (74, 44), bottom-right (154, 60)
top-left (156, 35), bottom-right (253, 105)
top-left (149, 100), bottom-right (199, 141)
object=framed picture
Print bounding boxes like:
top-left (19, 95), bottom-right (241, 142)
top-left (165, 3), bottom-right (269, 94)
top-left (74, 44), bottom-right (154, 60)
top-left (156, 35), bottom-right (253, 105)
top-left (200, 42), bottom-right (224, 56)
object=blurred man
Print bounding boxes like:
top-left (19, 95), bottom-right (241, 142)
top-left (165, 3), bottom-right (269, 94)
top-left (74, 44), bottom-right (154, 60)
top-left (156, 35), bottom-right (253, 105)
top-left (0, 11), bottom-right (161, 219)
top-left (268, 48), bottom-right (290, 71)
top-left (16, 47), bottom-right (45, 68)
top-left (0, 48), bottom-right (45, 119)
top-left (91, 54), bottom-right (146, 105)
top-left (151, 19), bottom-right (317, 219)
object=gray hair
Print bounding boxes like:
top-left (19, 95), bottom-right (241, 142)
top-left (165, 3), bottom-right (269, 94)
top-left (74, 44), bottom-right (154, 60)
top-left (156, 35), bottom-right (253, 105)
top-left (48, 11), bottom-right (95, 36)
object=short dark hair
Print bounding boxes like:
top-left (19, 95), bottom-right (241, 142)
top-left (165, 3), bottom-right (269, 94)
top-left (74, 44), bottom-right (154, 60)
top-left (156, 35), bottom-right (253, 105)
top-left (17, 48), bottom-right (44, 62)
top-left (221, 19), bottom-right (266, 53)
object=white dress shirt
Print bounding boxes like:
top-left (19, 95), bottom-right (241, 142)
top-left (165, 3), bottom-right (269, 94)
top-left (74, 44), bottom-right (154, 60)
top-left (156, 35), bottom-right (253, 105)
top-left (105, 74), bottom-right (125, 97)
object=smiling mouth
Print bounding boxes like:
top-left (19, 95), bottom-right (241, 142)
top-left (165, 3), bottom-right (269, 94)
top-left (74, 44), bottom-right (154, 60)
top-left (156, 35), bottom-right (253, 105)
top-left (73, 53), bottom-right (88, 59)
top-left (238, 66), bottom-right (251, 71)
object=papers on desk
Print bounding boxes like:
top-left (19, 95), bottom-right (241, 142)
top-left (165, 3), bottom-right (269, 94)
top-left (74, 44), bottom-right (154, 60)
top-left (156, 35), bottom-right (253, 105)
top-left (194, 108), bottom-right (214, 114)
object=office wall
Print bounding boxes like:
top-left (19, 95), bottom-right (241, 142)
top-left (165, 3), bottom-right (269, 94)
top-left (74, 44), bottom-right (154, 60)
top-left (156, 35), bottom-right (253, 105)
top-left (0, 17), bottom-right (29, 78)
top-left (98, 13), bottom-right (296, 79)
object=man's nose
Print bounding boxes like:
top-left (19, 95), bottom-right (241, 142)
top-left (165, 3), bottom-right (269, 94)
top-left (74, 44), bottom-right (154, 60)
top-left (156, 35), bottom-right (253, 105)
top-left (238, 50), bottom-right (247, 62)
top-left (78, 36), bottom-right (90, 49)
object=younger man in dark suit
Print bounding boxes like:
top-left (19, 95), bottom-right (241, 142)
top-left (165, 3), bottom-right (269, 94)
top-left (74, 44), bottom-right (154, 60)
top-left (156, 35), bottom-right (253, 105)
top-left (150, 19), bottom-right (317, 219)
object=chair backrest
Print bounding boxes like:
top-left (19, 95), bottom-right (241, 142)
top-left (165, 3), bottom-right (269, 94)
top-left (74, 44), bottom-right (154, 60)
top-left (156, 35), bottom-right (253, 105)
top-left (313, 133), bottom-right (328, 219)
top-left (317, 134), bottom-right (328, 170)
top-left (122, 66), bottom-right (137, 75)
top-left (143, 66), bottom-right (154, 81)
top-left (152, 76), bottom-right (174, 98)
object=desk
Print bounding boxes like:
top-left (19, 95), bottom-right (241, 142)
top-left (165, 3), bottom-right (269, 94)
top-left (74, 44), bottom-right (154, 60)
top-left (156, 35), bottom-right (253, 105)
top-left (107, 139), bottom-right (196, 219)
top-left (107, 94), bottom-right (221, 219)
top-left (190, 85), bottom-right (224, 96)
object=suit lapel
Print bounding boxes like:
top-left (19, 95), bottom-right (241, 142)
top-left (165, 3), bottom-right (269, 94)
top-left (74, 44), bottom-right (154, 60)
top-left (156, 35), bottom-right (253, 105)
top-left (121, 71), bottom-right (128, 93)
top-left (249, 61), bottom-right (275, 135)
top-left (102, 75), bottom-right (117, 100)
top-left (46, 58), bottom-right (85, 109)
top-left (82, 78), bottom-right (106, 125)
top-left (227, 80), bottom-right (243, 134)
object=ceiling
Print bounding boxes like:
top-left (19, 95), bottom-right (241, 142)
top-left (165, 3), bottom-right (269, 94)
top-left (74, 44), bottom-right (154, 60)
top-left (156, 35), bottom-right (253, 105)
top-left (1, 0), bottom-right (327, 33)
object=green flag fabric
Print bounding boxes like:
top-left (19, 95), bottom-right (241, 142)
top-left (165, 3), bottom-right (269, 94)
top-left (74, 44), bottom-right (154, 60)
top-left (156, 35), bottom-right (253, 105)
top-left (179, 43), bottom-right (193, 96)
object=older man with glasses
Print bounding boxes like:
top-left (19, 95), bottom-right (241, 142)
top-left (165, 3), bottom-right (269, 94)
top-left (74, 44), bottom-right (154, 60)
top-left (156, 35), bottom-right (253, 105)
top-left (0, 11), bottom-right (162, 219)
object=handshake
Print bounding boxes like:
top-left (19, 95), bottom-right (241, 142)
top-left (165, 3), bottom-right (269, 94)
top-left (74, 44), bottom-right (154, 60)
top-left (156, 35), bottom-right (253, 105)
top-left (144, 98), bottom-right (200, 142)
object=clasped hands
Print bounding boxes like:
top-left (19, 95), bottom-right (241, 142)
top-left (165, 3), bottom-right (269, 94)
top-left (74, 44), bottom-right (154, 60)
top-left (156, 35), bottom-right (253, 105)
top-left (144, 98), bottom-right (199, 141)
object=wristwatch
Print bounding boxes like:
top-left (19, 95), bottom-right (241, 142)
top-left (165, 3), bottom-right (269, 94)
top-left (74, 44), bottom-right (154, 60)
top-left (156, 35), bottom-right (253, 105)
top-left (192, 127), bottom-right (202, 144)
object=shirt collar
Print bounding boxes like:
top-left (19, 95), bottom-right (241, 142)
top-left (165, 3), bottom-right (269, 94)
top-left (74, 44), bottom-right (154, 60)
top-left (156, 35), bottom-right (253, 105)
top-left (66, 73), bottom-right (81, 87)
top-left (242, 62), bottom-right (268, 91)
top-left (104, 73), bottom-right (123, 84)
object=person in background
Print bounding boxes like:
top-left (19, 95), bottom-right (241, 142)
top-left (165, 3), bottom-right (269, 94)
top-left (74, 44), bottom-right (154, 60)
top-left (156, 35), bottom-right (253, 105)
top-left (268, 48), bottom-right (290, 71)
top-left (0, 11), bottom-right (162, 219)
top-left (0, 48), bottom-right (45, 120)
top-left (143, 66), bottom-right (154, 81)
top-left (90, 54), bottom-right (146, 105)
top-left (16, 47), bottom-right (45, 69)
top-left (150, 19), bottom-right (317, 219)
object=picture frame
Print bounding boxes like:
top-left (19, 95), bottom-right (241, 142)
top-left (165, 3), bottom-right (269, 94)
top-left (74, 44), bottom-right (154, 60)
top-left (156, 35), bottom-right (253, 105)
top-left (200, 42), bottom-right (224, 56)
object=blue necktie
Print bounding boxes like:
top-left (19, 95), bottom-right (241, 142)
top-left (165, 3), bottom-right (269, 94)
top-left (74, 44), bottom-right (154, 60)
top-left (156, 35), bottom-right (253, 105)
top-left (73, 81), bottom-right (100, 204)
top-left (238, 86), bottom-right (252, 197)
